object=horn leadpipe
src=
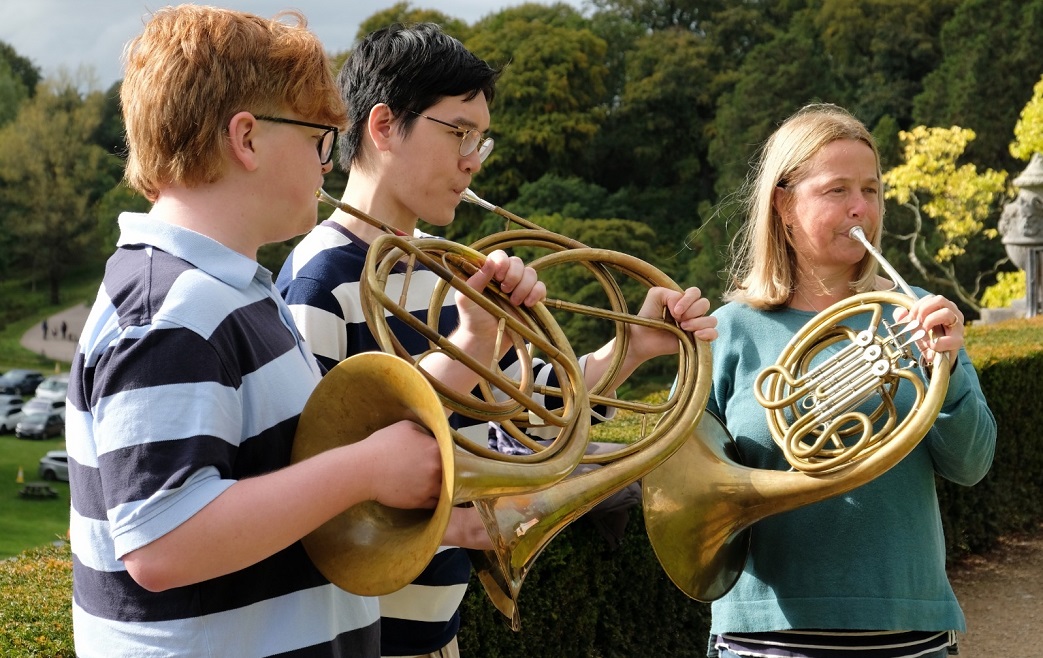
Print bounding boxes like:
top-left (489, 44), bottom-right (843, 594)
top-left (316, 188), bottom-right (408, 237)
top-left (849, 226), bottom-right (917, 299)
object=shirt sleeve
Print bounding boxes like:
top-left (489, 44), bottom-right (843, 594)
top-left (925, 347), bottom-right (997, 486)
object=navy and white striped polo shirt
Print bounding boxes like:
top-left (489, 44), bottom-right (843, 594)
top-left (68, 213), bottom-right (379, 657)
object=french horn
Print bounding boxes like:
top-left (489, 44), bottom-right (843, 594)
top-left (293, 187), bottom-right (712, 630)
top-left (642, 226), bottom-right (951, 601)
top-left (458, 188), bottom-right (712, 629)
top-left (292, 190), bottom-right (591, 599)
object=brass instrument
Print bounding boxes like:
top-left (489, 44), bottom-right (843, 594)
top-left (643, 225), bottom-right (951, 601)
top-left (291, 352), bottom-right (455, 595)
top-left (458, 188), bottom-right (712, 629)
top-left (295, 187), bottom-right (712, 630)
top-left (294, 190), bottom-right (591, 598)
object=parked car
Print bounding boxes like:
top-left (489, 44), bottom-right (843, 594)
top-left (22, 397), bottom-right (66, 420)
top-left (38, 450), bottom-right (69, 482)
top-left (0, 406), bottom-right (23, 433)
top-left (34, 374), bottom-right (70, 402)
top-left (15, 412), bottom-right (64, 440)
top-left (0, 393), bottom-right (24, 408)
top-left (0, 369), bottom-right (44, 396)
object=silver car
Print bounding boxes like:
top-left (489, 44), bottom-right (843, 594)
top-left (38, 450), bottom-right (69, 482)
top-left (34, 374), bottom-right (70, 402)
top-left (0, 406), bottom-right (23, 433)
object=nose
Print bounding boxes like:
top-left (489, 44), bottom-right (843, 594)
top-left (461, 150), bottom-right (482, 175)
top-left (849, 191), bottom-right (870, 217)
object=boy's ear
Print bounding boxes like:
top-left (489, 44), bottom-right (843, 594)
top-left (227, 111), bottom-right (261, 171)
top-left (368, 103), bottom-right (396, 153)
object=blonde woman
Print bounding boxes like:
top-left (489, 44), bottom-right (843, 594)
top-left (703, 104), bottom-right (996, 658)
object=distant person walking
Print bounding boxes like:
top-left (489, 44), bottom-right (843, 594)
top-left (61, 321), bottom-right (67, 340)
top-left (41, 319), bottom-right (48, 340)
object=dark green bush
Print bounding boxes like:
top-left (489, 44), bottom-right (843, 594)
top-left (939, 315), bottom-right (1043, 555)
top-left (459, 515), bottom-right (711, 657)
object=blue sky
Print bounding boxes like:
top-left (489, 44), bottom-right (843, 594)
top-left (0, 1), bottom-right (588, 90)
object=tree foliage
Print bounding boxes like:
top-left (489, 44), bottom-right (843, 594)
top-left (882, 126), bottom-right (1008, 309)
top-left (355, 2), bottom-right (471, 42)
top-left (0, 40), bottom-right (41, 100)
top-left (1010, 74), bottom-right (1043, 161)
top-left (913, 0), bottom-right (1043, 172)
top-left (0, 76), bottom-right (122, 302)
top-left (467, 5), bottom-right (609, 205)
top-left (0, 57), bottom-right (29, 126)
top-left (2, 1), bottom-right (1041, 322)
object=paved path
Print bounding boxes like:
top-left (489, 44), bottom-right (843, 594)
top-left (19, 303), bottom-right (91, 365)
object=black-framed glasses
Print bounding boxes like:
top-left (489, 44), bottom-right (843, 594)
top-left (405, 110), bottom-right (494, 162)
top-left (255, 115), bottom-right (338, 165)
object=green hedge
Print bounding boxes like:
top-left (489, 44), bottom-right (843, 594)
top-left (3, 316), bottom-right (1040, 657)
top-left (458, 515), bottom-right (711, 657)
top-left (938, 315), bottom-right (1043, 555)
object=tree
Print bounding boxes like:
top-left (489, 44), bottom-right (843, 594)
top-left (1010, 74), bottom-right (1043, 160)
top-left (913, 0), bottom-right (1043, 172)
top-left (588, 0), bottom-right (729, 32)
top-left (0, 41), bottom-right (41, 100)
top-left (590, 29), bottom-right (714, 195)
top-left (93, 80), bottom-right (126, 157)
top-left (0, 75), bottom-right (122, 303)
top-left (882, 125), bottom-right (1008, 311)
top-left (0, 58), bottom-right (28, 126)
top-left (355, 2), bottom-right (471, 43)
top-left (814, 0), bottom-right (959, 132)
top-left (466, 5), bottom-right (609, 206)
top-left (709, 26), bottom-right (840, 198)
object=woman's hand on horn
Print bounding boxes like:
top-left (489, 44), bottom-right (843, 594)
top-left (894, 294), bottom-right (964, 365)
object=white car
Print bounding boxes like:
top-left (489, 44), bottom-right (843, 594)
top-left (0, 406), bottom-right (23, 433)
top-left (21, 397), bottom-right (66, 420)
top-left (34, 374), bottom-right (69, 402)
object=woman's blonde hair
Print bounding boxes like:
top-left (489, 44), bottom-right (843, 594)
top-left (121, 5), bottom-right (346, 200)
top-left (723, 103), bottom-right (884, 309)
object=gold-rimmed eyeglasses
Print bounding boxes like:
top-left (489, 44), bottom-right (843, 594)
top-left (405, 110), bottom-right (494, 162)
top-left (255, 115), bottom-right (339, 165)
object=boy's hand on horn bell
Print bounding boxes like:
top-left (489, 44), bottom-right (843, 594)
top-left (361, 420), bottom-right (443, 510)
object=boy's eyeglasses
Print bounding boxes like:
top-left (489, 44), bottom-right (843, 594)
top-left (405, 110), bottom-right (494, 162)
top-left (255, 115), bottom-right (338, 165)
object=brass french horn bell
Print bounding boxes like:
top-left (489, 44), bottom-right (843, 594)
top-left (291, 352), bottom-right (456, 594)
top-left (643, 226), bottom-right (950, 601)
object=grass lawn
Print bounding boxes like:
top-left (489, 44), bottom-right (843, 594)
top-left (0, 430), bottom-right (71, 559)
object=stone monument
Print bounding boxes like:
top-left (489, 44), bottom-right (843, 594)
top-left (991, 152), bottom-right (1043, 320)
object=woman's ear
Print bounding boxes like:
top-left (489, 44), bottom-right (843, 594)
top-left (773, 185), bottom-right (790, 227)
top-left (227, 111), bottom-right (260, 172)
